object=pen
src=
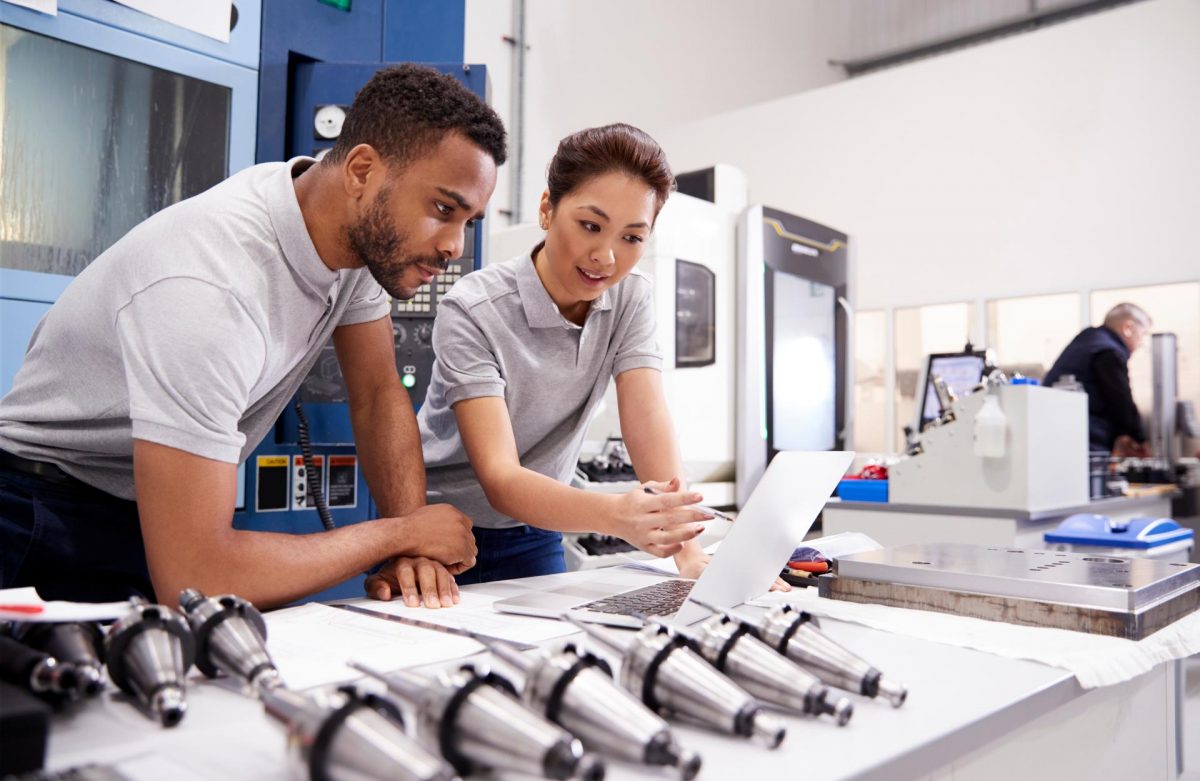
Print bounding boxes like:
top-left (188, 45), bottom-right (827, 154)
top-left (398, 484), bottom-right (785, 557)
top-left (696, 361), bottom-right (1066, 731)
top-left (643, 486), bottom-right (733, 522)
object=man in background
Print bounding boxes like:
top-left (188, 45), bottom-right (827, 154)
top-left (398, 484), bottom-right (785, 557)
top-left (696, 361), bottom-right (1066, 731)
top-left (1044, 302), bottom-right (1152, 456)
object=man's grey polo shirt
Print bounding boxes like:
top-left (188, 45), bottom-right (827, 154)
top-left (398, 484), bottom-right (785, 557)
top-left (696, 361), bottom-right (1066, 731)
top-left (418, 252), bottom-right (662, 529)
top-left (0, 158), bottom-right (388, 500)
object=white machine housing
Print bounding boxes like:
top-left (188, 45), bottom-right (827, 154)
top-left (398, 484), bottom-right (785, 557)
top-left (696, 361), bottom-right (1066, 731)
top-left (889, 384), bottom-right (1089, 512)
top-left (735, 204), bottom-right (768, 506)
top-left (735, 205), bottom-right (853, 507)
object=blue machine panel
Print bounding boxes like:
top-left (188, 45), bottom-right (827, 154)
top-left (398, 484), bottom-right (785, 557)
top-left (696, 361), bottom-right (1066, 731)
top-left (256, 0), bottom-right (465, 162)
top-left (383, 0), bottom-right (465, 63)
top-left (291, 61), bottom-right (487, 160)
top-left (244, 1), bottom-right (479, 599)
top-left (51, 0), bottom-right (262, 69)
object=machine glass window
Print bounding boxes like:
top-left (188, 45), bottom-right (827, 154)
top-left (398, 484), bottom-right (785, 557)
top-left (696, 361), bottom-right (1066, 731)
top-left (675, 259), bottom-right (715, 368)
top-left (1090, 282), bottom-right (1200, 423)
top-left (893, 301), bottom-right (975, 451)
top-left (986, 292), bottom-right (1081, 380)
top-left (0, 25), bottom-right (230, 277)
top-left (771, 274), bottom-right (836, 451)
top-left (853, 310), bottom-right (887, 453)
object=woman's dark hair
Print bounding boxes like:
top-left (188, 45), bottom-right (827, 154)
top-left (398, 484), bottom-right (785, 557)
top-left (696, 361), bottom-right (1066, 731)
top-left (325, 64), bottom-right (507, 168)
top-left (546, 123), bottom-right (674, 216)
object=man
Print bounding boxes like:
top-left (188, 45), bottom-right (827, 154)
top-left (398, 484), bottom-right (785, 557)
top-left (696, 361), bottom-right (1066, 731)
top-left (0, 65), bottom-right (504, 609)
top-left (1043, 302), bottom-right (1152, 456)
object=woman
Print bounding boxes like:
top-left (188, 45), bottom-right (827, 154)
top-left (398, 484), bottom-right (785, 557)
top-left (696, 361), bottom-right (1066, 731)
top-left (371, 124), bottom-right (753, 602)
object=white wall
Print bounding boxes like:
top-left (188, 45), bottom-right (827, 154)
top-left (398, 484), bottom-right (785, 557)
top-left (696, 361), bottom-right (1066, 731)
top-left (654, 0), bottom-right (1200, 312)
top-left (464, 0), bottom-right (848, 227)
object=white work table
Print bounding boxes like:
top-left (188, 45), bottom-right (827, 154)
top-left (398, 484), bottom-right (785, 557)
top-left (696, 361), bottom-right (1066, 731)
top-left (44, 570), bottom-right (1182, 781)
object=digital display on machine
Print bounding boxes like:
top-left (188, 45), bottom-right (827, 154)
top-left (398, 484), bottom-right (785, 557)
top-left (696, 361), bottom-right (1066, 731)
top-left (919, 353), bottom-right (987, 430)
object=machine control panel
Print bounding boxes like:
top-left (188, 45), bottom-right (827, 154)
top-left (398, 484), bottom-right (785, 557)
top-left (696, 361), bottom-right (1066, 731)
top-left (392, 234), bottom-right (474, 405)
top-left (391, 255), bottom-right (467, 317)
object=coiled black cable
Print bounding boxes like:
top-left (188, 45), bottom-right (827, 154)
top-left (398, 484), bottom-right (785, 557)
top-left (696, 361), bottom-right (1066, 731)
top-left (294, 401), bottom-right (335, 531)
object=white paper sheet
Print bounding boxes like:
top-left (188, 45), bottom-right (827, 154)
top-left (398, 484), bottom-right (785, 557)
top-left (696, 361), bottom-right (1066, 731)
top-left (345, 591), bottom-right (578, 645)
top-left (263, 603), bottom-right (483, 690)
top-left (0, 586), bottom-right (135, 622)
top-left (112, 0), bottom-right (231, 43)
top-left (804, 531), bottom-right (883, 559)
top-left (748, 587), bottom-right (1200, 689)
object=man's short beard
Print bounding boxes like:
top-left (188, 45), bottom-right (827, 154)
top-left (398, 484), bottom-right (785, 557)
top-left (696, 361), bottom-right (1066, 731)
top-left (345, 185), bottom-right (444, 300)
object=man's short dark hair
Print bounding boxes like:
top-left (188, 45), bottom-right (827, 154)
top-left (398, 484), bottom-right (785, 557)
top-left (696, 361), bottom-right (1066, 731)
top-left (324, 63), bottom-right (507, 168)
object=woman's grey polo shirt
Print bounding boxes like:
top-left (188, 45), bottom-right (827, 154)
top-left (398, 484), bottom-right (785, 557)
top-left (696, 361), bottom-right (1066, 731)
top-left (417, 252), bottom-right (662, 529)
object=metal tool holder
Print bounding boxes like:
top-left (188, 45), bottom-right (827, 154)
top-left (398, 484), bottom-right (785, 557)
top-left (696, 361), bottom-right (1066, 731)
top-left (661, 610), bottom-right (853, 726)
top-left (105, 603), bottom-right (195, 727)
top-left (180, 589), bottom-right (282, 695)
top-left (568, 617), bottom-right (786, 748)
top-left (351, 662), bottom-right (605, 781)
top-left (490, 641), bottom-right (702, 780)
top-left (752, 603), bottom-right (907, 707)
top-left (11, 622), bottom-right (106, 698)
top-left (261, 685), bottom-right (459, 781)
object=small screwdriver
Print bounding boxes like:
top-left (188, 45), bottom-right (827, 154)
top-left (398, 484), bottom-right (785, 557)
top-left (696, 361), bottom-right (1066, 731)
top-left (643, 486), bottom-right (734, 521)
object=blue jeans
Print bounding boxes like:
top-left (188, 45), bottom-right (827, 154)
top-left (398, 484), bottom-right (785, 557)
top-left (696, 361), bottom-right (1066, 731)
top-left (0, 467), bottom-right (153, 602)
top-left (454, 524), bottom-right (566, 585)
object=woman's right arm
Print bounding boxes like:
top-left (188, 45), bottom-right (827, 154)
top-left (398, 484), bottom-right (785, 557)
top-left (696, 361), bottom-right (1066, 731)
top-left (453, 396), bottom-right (708, 558)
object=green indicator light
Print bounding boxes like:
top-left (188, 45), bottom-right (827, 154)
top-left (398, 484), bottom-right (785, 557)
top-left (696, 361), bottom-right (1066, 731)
top-left (402, 374), bottom-right (416, 389)
top-left (318, 0), bottom-right (352, 12)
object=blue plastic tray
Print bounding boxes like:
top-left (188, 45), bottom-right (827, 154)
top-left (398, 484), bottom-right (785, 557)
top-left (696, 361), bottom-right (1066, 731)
top-left (837, 479), bottom-right (888, 503)
top-left (1044, 513), bottom-right (1194, 549)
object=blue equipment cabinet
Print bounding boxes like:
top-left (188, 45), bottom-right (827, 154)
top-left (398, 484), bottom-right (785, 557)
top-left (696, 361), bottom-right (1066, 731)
top-left (237, 1), bottom-right (485, 600)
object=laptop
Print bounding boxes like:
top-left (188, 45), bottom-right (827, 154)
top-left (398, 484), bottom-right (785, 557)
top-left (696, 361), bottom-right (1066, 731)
top-left (492, 450), bottom-right (854, 628)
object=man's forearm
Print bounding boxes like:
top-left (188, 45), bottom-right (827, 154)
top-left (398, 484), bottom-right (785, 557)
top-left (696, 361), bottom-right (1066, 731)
top-left (149, 516), bottom-right (416, 610)
top-left (350, 378), bottom-right (426, 517)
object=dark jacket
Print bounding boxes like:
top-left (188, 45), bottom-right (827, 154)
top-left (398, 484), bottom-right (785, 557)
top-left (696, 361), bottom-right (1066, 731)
top-left (1044, 326), bottom-right (1145, 452)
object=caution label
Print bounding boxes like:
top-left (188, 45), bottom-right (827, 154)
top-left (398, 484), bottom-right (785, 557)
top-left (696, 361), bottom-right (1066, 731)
top-left (327, 455), bottom-right (358, 509)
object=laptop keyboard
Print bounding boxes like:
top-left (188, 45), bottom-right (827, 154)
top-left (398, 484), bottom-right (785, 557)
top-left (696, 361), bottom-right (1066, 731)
top-left (578, 579), bottom-right (695, 617)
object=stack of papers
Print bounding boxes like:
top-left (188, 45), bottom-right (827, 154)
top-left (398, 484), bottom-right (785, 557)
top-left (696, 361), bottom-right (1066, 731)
top-left (263, 603), bottom-right (483, 690)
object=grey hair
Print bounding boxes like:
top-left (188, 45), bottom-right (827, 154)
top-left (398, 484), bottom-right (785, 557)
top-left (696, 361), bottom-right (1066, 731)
top-left (1104, 302), bottom-right (1152, 331)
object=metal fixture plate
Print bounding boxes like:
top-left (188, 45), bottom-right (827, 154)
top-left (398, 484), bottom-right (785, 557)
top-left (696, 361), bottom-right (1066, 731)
top-left (819, 543), bottom-right (1199, 639)
top-left (831, 543), bottom-right (1197, 610)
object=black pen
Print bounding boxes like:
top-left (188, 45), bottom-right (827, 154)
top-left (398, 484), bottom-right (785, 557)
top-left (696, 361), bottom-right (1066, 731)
top-left (643, 486), bottom-right (733, 521)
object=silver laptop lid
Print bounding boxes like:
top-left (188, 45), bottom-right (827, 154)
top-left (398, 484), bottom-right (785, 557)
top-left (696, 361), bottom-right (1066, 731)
top-left (674, 450), bottom-right (854, 626)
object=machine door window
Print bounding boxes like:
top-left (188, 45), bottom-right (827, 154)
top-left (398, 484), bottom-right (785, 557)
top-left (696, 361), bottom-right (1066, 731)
top-left (675, 259), bottom-right (715, 368)
top-left (771, 274), bottom-right (837, 451)
top-left (0, 25), bottom-right (230, 277)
